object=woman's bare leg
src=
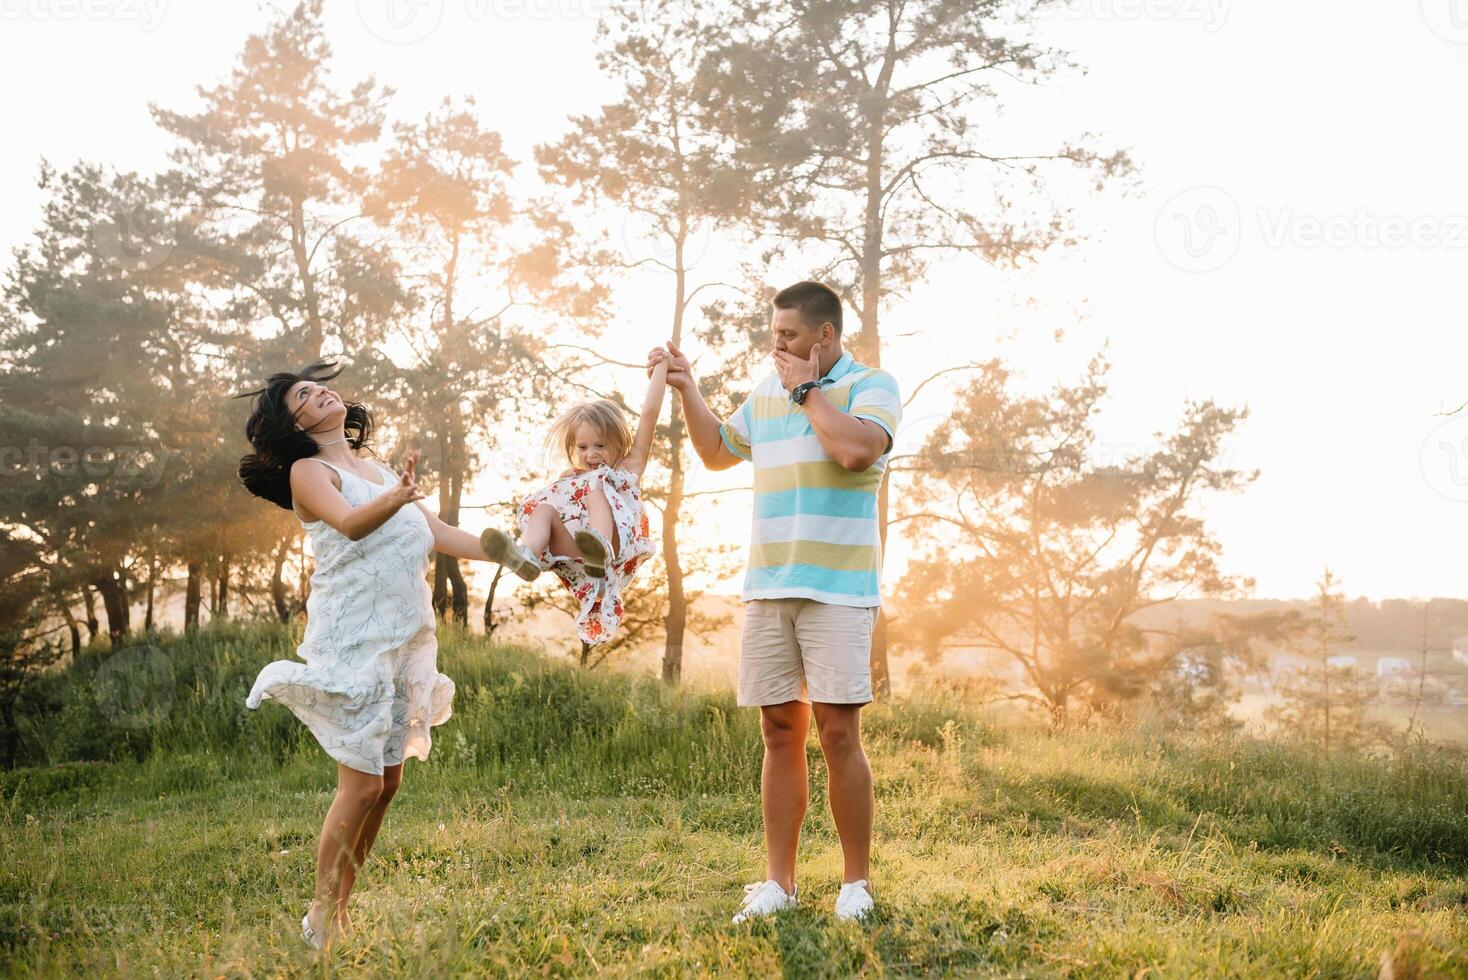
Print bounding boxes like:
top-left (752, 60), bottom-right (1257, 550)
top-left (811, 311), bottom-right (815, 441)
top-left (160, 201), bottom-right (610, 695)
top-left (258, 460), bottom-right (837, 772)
top-left (307, 763), bottom-right (384, 942)
top-left (335, 763), bottom-right (403, 929)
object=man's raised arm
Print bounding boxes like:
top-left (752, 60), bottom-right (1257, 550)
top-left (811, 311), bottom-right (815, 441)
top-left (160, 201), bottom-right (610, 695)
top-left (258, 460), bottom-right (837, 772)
top-left (648, 341), bottom-right (746, 471)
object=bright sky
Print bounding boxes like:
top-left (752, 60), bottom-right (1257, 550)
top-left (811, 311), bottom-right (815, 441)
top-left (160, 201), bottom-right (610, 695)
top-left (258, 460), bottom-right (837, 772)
top-left (2, 0), bottom-right (1466, 602)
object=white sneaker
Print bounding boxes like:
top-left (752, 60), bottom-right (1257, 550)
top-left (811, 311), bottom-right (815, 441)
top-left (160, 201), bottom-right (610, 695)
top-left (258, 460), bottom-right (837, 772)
top-left (732, 879), bottom-right (797, 923)
top-left (834, 880), bottom-right (874, 922)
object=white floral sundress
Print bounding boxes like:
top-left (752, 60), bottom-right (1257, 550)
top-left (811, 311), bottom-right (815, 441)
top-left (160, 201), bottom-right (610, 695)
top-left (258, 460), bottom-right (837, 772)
top-left (245, 457), bottom-right (455, 775)
top-left (517, 463), bottom-right (655, 645)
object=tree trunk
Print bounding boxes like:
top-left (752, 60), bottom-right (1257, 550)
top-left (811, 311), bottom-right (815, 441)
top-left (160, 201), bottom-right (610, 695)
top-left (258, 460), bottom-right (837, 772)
top-left (483, 565), bottom-right (506, 638)
top-left (217, 556), bottom-right (230, 618)
top-left (861, 102), bottom-right (892, 698)
top-left (184, 561), bottom-right (202, 631)
top-left (91, 568), bottom-right (130, 647)
top-left (1048, 692), bottom-right (1070, 731)
top-left (662, 408), bottom-right (688, 683)
top-left (58, 596), bottom-right (81, 656)
top-left (82, 585), bottom-right (99, 641)
top-left (662, 236), bottom-right (689, 683)
top-left (271, 533), bottom-right (293, 622)
top-left (289, 195), bottom-right (324, 359)
top-left (0, 696), bottom-right (14, 769)
top-left (144, 553), bottom-right (157, 633)
top-left (871, 468), bottom-right (893, 698)
top-left (431, 425), bottom-right (470, 626)
top-left (432, 237), bottom-right (471, 626)
top-left (437, 548), bottom-right (469, 626)
top-left (433, 557), bottom-right (448, 620)
top-left (447, 416), bottom-right (470, 625)
top-left (445, 559), bottom-right (468, 627)
top-left (433, 430), bottom-right (451, 619)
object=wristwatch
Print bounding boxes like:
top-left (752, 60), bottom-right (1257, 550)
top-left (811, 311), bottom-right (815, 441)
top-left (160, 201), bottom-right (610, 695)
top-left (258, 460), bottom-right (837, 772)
top-left (791, 380), bottom-right (821, 405)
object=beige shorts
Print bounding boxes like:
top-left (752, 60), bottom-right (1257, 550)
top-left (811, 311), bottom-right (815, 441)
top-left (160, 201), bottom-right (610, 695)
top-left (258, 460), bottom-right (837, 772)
top-left (737, 598), bottom-right (877, 707)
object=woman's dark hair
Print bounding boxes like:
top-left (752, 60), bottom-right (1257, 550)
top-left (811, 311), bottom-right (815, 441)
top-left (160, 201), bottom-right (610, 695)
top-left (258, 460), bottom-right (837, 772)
top-left (234, 360), bottom-right (376, 511)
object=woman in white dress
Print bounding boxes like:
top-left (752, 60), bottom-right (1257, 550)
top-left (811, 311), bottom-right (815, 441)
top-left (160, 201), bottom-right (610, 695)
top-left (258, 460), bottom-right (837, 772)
top-left (236, 360), bottom-right (502, 950)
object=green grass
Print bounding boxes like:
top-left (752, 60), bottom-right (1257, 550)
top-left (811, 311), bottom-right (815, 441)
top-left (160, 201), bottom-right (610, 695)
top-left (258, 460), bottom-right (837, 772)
top-left (3, 620), bottom-right (1467, 977)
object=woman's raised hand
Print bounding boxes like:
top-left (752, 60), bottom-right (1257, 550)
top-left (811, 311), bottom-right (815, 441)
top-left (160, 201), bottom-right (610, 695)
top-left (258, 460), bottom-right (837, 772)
top-left (387, 450), bottom-right (427, 509)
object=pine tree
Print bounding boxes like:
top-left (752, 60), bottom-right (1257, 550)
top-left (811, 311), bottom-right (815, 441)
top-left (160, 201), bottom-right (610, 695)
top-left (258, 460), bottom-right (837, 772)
top-left (1266, 569), bottom-right (1377, 750)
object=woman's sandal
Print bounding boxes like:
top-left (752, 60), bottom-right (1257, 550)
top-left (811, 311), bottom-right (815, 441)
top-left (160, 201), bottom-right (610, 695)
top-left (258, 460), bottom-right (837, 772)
top-left (301, 908), bottom-right (332, 951)
top-left (480, 529), bottom-right (542, 582)
top-left (573, 528), bottom-right (612, 579)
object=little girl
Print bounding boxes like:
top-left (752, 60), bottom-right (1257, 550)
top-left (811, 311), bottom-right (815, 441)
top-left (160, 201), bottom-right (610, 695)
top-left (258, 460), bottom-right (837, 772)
top-left (480, 359), bottom-right (668, 644)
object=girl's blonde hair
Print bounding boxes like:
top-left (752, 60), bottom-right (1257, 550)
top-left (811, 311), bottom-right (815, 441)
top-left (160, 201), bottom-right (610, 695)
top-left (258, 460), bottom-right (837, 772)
top-left (546, 399), bottom-right (632, 467)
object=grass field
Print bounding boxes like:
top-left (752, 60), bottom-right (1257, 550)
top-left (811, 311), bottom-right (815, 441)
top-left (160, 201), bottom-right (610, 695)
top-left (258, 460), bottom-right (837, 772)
top-left (3, 620), bottom-right (1468, 977)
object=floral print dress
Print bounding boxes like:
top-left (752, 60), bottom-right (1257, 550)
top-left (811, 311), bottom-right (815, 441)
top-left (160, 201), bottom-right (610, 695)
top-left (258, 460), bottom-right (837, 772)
top-left (517, 463), bottom-right (654, 645)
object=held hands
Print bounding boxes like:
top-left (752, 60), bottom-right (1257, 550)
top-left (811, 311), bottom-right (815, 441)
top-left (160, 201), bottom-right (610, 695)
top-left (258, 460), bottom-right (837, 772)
top-left (650, 339), bottom-right (821, 394)
top-left (386, 450), bottom-right (427, 509)
top-left (773, 343), bottom-right (822, 394)
top-left (647, 341), bottom-right (693, 392)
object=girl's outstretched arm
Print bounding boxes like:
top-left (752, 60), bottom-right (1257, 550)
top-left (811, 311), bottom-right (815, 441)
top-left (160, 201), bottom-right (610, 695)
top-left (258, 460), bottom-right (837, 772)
top-left (618, 357), bottom-right (669, 478)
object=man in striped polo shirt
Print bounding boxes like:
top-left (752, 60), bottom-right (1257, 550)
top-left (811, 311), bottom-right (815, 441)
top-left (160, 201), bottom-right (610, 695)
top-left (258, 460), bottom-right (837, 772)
top-left (648, 281), bottom-right (901, 924)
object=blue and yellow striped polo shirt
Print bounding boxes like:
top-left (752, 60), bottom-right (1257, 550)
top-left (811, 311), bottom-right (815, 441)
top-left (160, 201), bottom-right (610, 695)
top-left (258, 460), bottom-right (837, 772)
top-left (719, 351), bottom-right (902, 608)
